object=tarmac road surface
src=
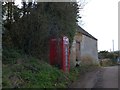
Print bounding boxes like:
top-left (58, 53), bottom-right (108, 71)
top-left (69, 66), bottom-right (119, 88)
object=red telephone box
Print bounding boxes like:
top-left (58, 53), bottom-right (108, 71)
top-left (49, 36), bottom-right (70, 72)
top-left (49, 38), bottom-right (57, 65)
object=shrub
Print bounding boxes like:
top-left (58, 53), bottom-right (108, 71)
top-left (2, 48), bottom-right (22, 64)
top-left (101, 59), bottom-right (115, 66)
top-left (2, 49), bottom-right (69, 88)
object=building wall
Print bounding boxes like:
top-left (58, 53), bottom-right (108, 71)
top-left (70, 32), bottom-right (98, 67)
top-left (70, 32), bottom-right (82, 67)
top-left (80, 35), bottom-right (98, 64)
top-left (70, 39), bottom-right (76, 67)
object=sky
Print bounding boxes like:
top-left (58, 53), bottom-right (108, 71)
top-left (15, 0), bottom-right (119, 51)
top-left (78, 0), bottom-right (119, 52)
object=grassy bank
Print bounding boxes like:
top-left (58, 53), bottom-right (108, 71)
top-left (2, 48), bottom-right (99, 88)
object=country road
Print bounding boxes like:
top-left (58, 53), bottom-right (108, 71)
top-left (69, 66), bottom-right (119, 88)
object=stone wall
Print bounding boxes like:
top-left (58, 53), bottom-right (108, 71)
top-left (70, 32), bottom-right (82, 67)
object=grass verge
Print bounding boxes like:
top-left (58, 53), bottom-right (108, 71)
top-left (2, 48), bottom-right (99, 88)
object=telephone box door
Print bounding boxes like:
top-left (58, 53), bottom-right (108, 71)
top-left (61, 36), bottom-right (70, 72)
top-left (49, 36), bottom-right (70, 72)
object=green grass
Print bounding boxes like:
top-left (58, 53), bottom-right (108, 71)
top-left (68, 63), bottom-right (99, 82)
top-left (2, 48), bottom-right (99, 88)
top-left (3, 58), bottom-right (67, 88)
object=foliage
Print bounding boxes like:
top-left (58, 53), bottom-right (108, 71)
top-left (2, 48), bottom-right (99, 88)
top-left (2, 48), bottom-right (68, 88)
top-left (98, 50), bottom-right (119, 66)
top-left (67, 63), bottom-right (99, 87)
top-left (2, 1), bottom-right (79, 60)
top-left (98, 50), bottom-right (119, 60)
top-left (2, 1), bottom-right (97, 88)
top-left (2, 48), bottom-right (23, 64)
top-left (100, 59), bottom-right (113, 67)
